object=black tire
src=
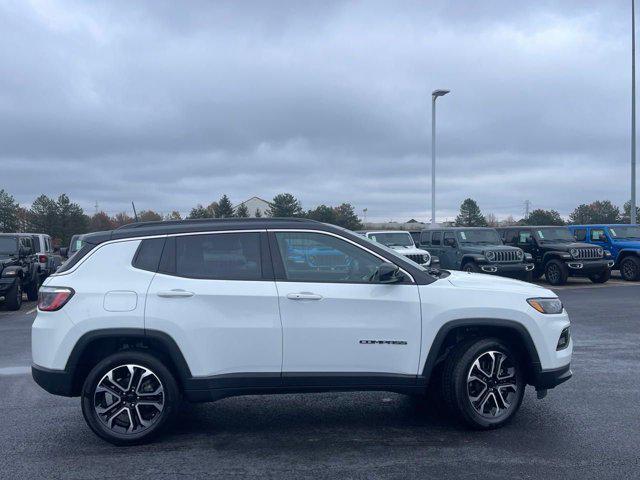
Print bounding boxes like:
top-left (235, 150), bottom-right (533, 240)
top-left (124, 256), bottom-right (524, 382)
top-left (545, 260), bottom-right (568, 286)
top-left (589, 268), bottom-right (611, 284)
top-left (521, 271), bottom-right (534, 282)
top-left (530, 269), bottom-right (544, 280)
top-left (620, 256), bottom-right (640, 281)
top-left (463, 262), bottom-right (481, 273)
top-left (81, 350), bottom-right (180, 446)
top-left (26, 276), bottom-right (39, 301)
top-left (4, 279), bottom-right (22, 311)
top-left (441, 337), bottom-right (525, 430)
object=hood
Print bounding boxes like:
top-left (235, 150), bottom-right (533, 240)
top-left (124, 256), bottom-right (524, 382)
top-left (540, 241), bottom-right (594, 251)
top-left (445, 270), bottom-right (553, 296)
top-left (461, 244), bottom-right (519, 254)
top-left (388, 245), bottom-right (430, 255)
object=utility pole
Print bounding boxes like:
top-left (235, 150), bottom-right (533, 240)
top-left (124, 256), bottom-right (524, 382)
top-left (524, 200), bottom-right (531, 220)
top-left (363, 208), bottom-right (368, 224)
top-left (431, 89), bottom-right (450, 227)
top-left (633, 0), bottom-right (637, 224)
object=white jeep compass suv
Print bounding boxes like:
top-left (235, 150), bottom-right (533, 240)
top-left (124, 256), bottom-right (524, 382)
top-left (32, 218), bottom-right (572, 445)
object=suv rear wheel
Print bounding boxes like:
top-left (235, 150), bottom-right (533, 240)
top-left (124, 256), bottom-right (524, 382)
top-left (4, 279), bottom-right (22, 311)
top-left (620, 256), bottom-right (640, 281)
top-left (81, 351), bottom-right (180, 445)
top-left (441, 337), bottom-right (525, 429)
top-left (463, 262), bottom-right (480, 273)
top-left (545, 259), bottom-right (568, 285)
top-left (26, 276), bottom-right (39, 301)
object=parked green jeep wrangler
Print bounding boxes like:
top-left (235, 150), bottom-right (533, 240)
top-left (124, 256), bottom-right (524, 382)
top-left (419, 227), bottom-right (534, 280)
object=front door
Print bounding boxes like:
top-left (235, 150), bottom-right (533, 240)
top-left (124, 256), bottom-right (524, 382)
top-left (145, 231), bottom-right (282, 378)
top-left (270, 230), bottom-right (422, 384)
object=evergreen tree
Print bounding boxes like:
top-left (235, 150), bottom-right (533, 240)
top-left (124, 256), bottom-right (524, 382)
top-left (521, 209), bottom-right (565, 226)
top-left (188, 204), bottom-right (211, 219)
top-left (569, 200), bottom-right (620, 224)
top-left (28, 195), bottom-right (59, 236)
top-left (214, 195), bottom-right (234, 218)
top-left (254, 208), bottom-right (262, 218)
top-left (455, 198), bottom-right (487, 227)
top-left (305, 204), bottom-right (337, 224)
top-left (333, 203), bottom-right (362, 230)
top-left (55, 194), bottom-right (89, 245)
top-left (235, 203), bottom-right (249, 218)
top-left (165, 211), bottom-right (182, 221)
top-left (0, 189), bottom-right (20, 232)
top-left (267, 193), bottom-right (303, 217)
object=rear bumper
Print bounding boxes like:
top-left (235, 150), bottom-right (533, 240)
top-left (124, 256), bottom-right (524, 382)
top-left (31, 364), bottom-right (75, 397)
top-left (530, 363), bottom-right (572, 390)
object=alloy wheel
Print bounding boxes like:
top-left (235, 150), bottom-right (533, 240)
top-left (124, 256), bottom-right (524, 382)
top-left (466, 350), bottom-right (518, 419)
top-left (622, 260), bottom-right (637, 280)
top-left (93, 364), bottom-right (165, 435)
top-left (546, 264), bottom-right (559, 283)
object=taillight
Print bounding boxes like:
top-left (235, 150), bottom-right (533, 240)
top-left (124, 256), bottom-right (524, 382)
top-left (38, 254), bottom-right (48, 263)
top-left (38, 287), bottom-right (74, 311)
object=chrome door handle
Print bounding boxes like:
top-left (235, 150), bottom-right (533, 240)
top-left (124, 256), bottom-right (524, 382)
top-left (286, 292), bottom-right (323, 301)
top-left (157, 289), bottom-right (195, 298)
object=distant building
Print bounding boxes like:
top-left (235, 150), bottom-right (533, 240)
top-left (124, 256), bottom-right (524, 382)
top-left (235, 196), bottom-right (271, 217)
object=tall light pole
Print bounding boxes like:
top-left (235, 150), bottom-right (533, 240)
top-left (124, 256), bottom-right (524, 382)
top-left (633, 0), bottom-right (637, 224)
top-left (431, 89), bottom-right (450, 227)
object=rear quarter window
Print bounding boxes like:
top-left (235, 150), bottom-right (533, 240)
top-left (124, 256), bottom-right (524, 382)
top-left (132, 238), bottom-right (166, 272)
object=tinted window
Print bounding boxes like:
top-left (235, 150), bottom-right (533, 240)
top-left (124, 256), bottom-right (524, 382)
top-left (431, 232), bottom-right (442, 246)
top-left (518, 231), bottom-right (532, 244)
top-left (132, 238), bottom-right (166, 272)
top-left (420, 231), bottom-right (431, 245)
top-left (590, 229), bottom-right (606, 242)
top-left (505, 230), bottom-right (518, 244)
top-left (573, 229), bottom-right (587, 242)
top-left (31, 236), bottom-right (42, 252)
top-left (443, 231), bottom-right (455, 244)
top-left (175, 233), bottom-right (261, 280)
top-left (0, 237), bottom-right (17, 255)
top-left (275, 232), bottom-right (384, 283)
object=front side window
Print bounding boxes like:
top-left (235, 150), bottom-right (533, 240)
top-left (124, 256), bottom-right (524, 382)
top-left (0, 237), bottom-right (18, 255)
top-left (590, 229), bottom-right (606, 242)
top-left (573, 229), bottom-right (586, 242)
top-left (275, 232), bottom-right (384, 283)
top-left (443, 231), bottom-right (456, 245)
top-left (431, 232), bottom-right (442, 246)
top-left (175, 232), bottom-right (261, 280)
top-left (518, 231), bottom-right (532, 244)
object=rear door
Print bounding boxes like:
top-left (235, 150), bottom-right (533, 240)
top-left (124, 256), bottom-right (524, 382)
top-left (145, 231), bottom-right (282, 378)
top-left (271, 230), bottom-right (421, 382)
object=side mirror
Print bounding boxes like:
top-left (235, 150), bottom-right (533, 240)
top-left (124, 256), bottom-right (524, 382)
top-left (375, 262), bottom-right (404, 284)
top-left (525, 236), bottom-right (534, 244)
top-left (443, 237), bottom-right (457, 248)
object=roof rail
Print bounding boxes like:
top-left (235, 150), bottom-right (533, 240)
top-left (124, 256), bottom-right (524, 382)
top-left (116, 217), bottom-right (318, 230)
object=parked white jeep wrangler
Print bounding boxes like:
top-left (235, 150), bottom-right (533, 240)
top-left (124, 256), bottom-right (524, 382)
top-left (32, 219), bottom-right (572, 445)
top-left (360, 230), bottom-right (435, 267)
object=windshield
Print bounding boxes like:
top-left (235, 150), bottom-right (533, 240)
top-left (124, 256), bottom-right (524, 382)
top-left (367, 232), bottom-right (414, 248)
top-left (0, 237), bottom-right (18, 255)
top-left (456, 229), bottom-right (501, 244)
top-left (535, 227), bottom-right (574, 242)
top-left (609, 226), bottom-right (640, 240)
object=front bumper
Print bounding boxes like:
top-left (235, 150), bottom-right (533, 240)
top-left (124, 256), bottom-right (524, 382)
top-left (530, 363), bottom-right (572, 390)
top-left (32, 364), bottom-right (75, 397)
top-left (566, 259), bottom-right (614, 274)
top-left (479, 262), bottom-right (535, 274)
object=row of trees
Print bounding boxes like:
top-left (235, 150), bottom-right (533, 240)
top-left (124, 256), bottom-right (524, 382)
top-left (0, 190), bottom-right (363, 246)
top-left (455, 198), bottom-right (639, 227)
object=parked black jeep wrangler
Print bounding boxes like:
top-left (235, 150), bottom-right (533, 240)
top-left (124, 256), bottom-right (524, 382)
top-left (496, 226), bottom-right (614, 285)
top-left (419, 227), bottom-right (534, 280)
top-left (0, 233), bottom-right (42, 310)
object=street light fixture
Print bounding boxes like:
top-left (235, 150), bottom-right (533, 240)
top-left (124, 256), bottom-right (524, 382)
top-left (431, 88), bottom-right (450, 227)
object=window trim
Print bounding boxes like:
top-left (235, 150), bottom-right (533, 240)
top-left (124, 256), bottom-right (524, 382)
top-left (268, 229), bottom-right (415, 285)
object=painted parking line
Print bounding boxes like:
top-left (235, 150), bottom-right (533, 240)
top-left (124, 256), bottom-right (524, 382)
top-left (0, 366), bottom-right (30, 376)
top-left (25, 307), bottom-right (37, 315)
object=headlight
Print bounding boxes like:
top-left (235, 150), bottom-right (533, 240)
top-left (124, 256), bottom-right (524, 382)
top-left (485, 251), bottom-right (496, 261)
top-left (3, 270), bottom-right (16, 276)
top-left (597, 247), bottom-right (604, 257)
top-left (524, 252), bottom-right (533, 261)
top-left (516, 250), bottom-right (523, 259)
top-left (604, 250), bottom-right (612, 258)
top-left (422, 254), bottom-right (430, 264)
top-left (570, 248), bottom-right (579, 258)
top-left (527, 297), bottom-right (563, 314)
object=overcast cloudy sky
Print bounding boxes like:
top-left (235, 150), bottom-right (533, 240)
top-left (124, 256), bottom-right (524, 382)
top-left (1, 0), bottom-right (635, 222)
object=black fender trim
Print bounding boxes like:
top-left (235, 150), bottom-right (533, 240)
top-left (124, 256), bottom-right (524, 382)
top-left (460, 254), bottom-right (487, 266)
top-left (541, 251), bottom-right (569, 265)
top-left (418, 318), bottom-right (542, 386)
top-left (1, 265), bottom-right (23, 279)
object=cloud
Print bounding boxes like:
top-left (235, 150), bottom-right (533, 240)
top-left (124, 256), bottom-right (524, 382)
top-left (0, 0), bottom-right (635, 221)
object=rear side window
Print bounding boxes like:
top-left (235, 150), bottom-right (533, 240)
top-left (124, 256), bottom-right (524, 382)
top-left (573, 229), bottom-right (586, 242)
top-left (132, 238), bottom-right (166, 272)
top-left (172, 233), bottom-right (262, 280)
top-left (31, 236), bottom-right (42, 252)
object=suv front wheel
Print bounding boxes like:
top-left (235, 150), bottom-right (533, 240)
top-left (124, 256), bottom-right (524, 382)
top-left (81, 351), bottom-right (180, 445)
top-left (545, 259), bottom-right (568, 286)
top-left (620, 256), bottom-right (640, 281)
top-left (442, 337), bottom-right (525, 429)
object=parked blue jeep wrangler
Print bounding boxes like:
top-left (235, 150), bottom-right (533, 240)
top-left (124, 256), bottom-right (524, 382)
top-left (567, 224), bottom-right (640, 281)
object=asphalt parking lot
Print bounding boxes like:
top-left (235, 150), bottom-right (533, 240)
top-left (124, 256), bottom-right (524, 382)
top-left (1, 278), bottom-right (638, 480)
